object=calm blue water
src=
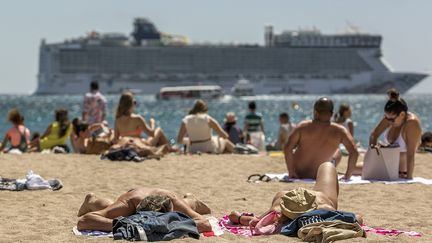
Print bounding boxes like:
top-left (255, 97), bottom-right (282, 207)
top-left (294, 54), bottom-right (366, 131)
top-left (0, 94), bottom-right (431, 147)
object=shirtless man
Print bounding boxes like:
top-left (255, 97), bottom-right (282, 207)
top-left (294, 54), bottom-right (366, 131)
top-left (77, 187), bottom-right (212, 233)
top-left (284, 97), bottom-right (359, 179)
top-left (229, 162), bottom-right (363, 225)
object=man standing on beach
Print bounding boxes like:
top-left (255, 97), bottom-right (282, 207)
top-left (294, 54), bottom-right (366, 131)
top-left (82, 80), bottom-right (107, 125)
top-left (284, 97), bottom-right (359, 179)
top-left (244, 101), bottom-right (265, 150)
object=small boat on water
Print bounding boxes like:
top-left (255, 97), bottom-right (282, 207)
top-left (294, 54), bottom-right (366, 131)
top-left (231, 78), bottom-right (255, 97)
top-left (157, 85), bottom-right (224, 100)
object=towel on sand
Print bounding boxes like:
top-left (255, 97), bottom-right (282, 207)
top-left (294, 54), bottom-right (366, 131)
top-left (259, 173), bottom-right (432, 185)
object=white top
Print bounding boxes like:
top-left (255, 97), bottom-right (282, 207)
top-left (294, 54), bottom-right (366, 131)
top-left (383, 127), bottom-right (407, 153)
top-left (183, 114), bottom-right (212, 142)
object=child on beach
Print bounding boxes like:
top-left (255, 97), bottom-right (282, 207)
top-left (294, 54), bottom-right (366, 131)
top-left (0, 109), bottom-right (31, 153)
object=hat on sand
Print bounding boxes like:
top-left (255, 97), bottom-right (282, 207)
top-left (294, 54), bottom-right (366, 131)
top-left (224, 112), bottom-right (237, 123)
top-left (280, 188), bottom-right (318, 220)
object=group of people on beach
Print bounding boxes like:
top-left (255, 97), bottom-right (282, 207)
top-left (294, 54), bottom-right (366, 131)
top-left (1, 80), bottom-right (430, 240)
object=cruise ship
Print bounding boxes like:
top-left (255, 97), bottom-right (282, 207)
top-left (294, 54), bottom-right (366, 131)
top-left (35, 18), bottom-right (427, 95)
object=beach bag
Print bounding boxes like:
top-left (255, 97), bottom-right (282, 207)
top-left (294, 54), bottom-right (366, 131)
top-left (362, 146), bottom-right (400, 180)
top-left (86, 137), bottom-right (112, 155)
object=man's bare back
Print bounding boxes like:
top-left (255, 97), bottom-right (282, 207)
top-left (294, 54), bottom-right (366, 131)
top-left (284, 98), bottom-right (359, 179)
top-left (77, 187), bottom-right (211, 232)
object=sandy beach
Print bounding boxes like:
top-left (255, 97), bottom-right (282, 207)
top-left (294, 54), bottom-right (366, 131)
top-left (0, 152), bottom-right (431, 243)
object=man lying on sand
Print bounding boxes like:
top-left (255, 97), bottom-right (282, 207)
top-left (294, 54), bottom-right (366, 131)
top-left (77, 187), bottom-right (212, 233)
top-left (230, 162), bottom-right (363, 226)
top-left (284, 97), bottom-right (359, 179)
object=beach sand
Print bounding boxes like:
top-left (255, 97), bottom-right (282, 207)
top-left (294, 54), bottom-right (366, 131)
top-left (0, 152), bottom-right (431, 242)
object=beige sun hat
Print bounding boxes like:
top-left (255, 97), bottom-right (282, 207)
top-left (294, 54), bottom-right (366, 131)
top-left (224, 112), bottom-right (237, 123)
top-left (280, 187), bottom-right (318, 220)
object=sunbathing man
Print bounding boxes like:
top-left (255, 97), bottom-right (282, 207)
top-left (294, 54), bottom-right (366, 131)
top-left (284, 97), bottom-right (359, 179)
top-left (77, 187), bottom-right (212, 233)
top-left (230, 162), bottom-right (363, 226)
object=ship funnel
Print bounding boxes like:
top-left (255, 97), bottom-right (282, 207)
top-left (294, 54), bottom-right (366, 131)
top-left (264, 25), bottom-right (274, 47)
top-left (131, 18), bottom-right (161, 46)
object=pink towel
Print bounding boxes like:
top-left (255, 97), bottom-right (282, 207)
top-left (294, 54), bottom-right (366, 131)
top-left (219, 215), bottom-right (253, 237)
top-left (361, 225), bottom-right (422, 237)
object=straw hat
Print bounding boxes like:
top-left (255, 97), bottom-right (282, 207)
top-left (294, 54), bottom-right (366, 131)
top-left (224, 112), bottom-right (237, 123)
top-left (280, 188), bottom-right (318, 219)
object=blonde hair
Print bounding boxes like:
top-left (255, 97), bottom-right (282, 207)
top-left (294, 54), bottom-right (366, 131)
top-left (116, 92), bottom-right (134, 118)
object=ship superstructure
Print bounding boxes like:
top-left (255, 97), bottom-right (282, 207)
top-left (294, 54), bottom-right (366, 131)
top-left (36, 18), bottom-right (427, 94)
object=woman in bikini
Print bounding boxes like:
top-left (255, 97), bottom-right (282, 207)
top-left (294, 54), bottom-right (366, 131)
top-left (369, 89), bottom-right (422, 179)
top-left (113, 92), bottom-right (174, 152)
top-left (0, 109), bottom-right (31, 153)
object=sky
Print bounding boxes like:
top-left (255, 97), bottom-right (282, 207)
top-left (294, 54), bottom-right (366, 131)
top-left (0, 0), bottom-right (431, 94)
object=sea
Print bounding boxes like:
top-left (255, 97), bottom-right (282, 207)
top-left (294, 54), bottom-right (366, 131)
top-left (0, 94), bottom-right (431, 147)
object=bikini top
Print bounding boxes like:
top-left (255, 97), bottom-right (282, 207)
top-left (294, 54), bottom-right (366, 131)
top-left (383, 127), bottom-right (407, 152)
top-left (119, 127), bottom-right (143, 137)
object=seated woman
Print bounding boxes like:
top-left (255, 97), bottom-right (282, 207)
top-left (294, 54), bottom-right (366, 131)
top-left (71, 118), bottom-right (113, 154)
top-left (114, 92), bottom-right (174, 153)
top-left (368, 89), bottom-right (422, 179)
top-left (32, 108), bottom-right (73, 152)
top-left (419, 131), bottom-right (432, 153)
top-left (223, 112), bottom-right (244, 145)
top-left (177, 99), bottom-right (234, 154)
top-left (229, 162), bottom-right (363, 229)
top-left (0, 109), bottom-right (31, 153)
top-left (332, 104), bottom-right (355, 164)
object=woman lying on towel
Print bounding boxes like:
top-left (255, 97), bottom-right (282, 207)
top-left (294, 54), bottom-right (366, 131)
top-left (113, 92), bottom-right (176, 153)
top-left (229, 163), bottom-right (363, 232)
top-left (368, 89), bottom-right (422, 179)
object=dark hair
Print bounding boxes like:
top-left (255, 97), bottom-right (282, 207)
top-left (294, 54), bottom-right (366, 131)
top-left (8, 108), bottom-right (24, 125)
top-left (72, 118), bottom-right (89, 136)
top-left (55, 108), bottom-right (70, 138)
top-left (189, 99), bottom-right (208, 115)
top-left (384, 89), bottom-right (408, 115)
top-left (314, 97), bottom-right (334, 115)
top-left (248, 101), bottom-right (256, 110)
top-left (279, 112), bottom-right (289, 121)
top-left (334, 103), bottom-right (350, 122)
top-left (90, 81), bottom-right (99, 91)
top-left (421, 132), bottom-right (432, 145)
top-left (136, 195), bottom-right (172, 213)
top-left (116, 92), bottom-right (134, 118)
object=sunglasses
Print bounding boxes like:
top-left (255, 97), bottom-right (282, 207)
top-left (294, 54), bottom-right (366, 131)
top-left (384, 114), bottom-right (398, 122)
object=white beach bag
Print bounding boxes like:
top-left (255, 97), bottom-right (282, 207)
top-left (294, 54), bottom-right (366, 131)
top-left (362, 146), bottom-right (400, 180)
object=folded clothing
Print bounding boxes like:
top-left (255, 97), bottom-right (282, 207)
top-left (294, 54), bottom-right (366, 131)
top-left (280, 209), bottom-right (358, 236)
top-left (298, 219), bottom-right (364, 243)
top-left (101, 148), bottom-right (146, 162)
top-left (0, 171), bottom-right (62, 191)
top-left (112, 211), bottom-right (199, 241)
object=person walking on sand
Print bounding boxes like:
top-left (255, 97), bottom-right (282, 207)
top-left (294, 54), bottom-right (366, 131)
top-left (284, 97), bottom-right (359, 179)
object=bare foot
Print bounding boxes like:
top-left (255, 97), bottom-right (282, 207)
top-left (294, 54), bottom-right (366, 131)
top-left (228, 211), bottom-right (255, 225)
top-left (195, 218), bottom-right (212, 233)
top-left (184, 193), bottom-right (211, 215)
top-left (77, 193), bottom-right (96, 217)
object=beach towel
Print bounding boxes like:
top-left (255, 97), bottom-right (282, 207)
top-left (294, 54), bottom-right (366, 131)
top-left (361, 225), bottom-right (422, 237)
top-left (72, 226), bottom-right (113, 238)
top-left (257, 173), bottom-right (432, 185)
top-left (0, 171), bottom-right (62, 191)
top-left (219, 214), bottom-right (253, 237)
